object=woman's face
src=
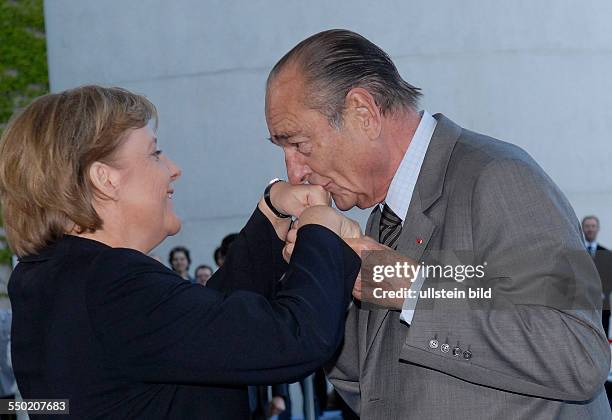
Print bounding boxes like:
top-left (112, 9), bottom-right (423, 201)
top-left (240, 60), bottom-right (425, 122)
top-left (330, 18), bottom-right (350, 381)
top-left (113, 126), bottom-right (182, 249)
top-left (196, 267), bottom-right (212, 285)
top-left (171, 251), bottom-right (189, 273)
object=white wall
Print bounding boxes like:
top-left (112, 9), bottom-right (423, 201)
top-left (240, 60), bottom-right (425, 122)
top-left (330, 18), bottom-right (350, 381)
top-left (44, 0), bottom-right (612, 270)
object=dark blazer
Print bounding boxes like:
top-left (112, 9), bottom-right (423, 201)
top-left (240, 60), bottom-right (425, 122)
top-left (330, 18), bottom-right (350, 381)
top-left (9, 208), bottom-right (360, 419)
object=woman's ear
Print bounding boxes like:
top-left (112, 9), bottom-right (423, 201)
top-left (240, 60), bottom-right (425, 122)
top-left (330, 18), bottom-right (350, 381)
top-left (88, 162), bottom-right (121, 201)
top-left (344, 88), bottom-right (382, 140)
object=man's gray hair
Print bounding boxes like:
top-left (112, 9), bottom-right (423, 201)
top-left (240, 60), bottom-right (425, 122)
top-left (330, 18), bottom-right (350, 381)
top-left (268, 29), bottom-right (422, 128)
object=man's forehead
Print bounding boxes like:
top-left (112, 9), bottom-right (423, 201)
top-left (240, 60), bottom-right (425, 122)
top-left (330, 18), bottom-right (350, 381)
top-left (267, 65), bottom-right (306, 106)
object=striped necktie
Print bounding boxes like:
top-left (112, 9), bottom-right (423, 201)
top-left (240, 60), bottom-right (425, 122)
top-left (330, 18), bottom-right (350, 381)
top-left (366, 204), bottom-right (403, 343)
top-left (379, 204), bottom-right (403, 249)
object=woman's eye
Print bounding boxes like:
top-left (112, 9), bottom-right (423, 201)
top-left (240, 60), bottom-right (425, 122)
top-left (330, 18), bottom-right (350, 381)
top-left (153, 150), bottom-right (163, 159)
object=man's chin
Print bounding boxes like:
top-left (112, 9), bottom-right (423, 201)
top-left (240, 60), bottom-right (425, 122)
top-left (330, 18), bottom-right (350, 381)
top-left (331, 194), bottom-right (357, 211)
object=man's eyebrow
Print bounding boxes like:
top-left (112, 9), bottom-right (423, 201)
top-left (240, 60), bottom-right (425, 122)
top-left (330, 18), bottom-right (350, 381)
top-left (267, 133), bottom-right (291, 146)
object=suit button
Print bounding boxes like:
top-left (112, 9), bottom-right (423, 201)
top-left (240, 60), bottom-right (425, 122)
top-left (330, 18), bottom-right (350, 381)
top-left (463, 350), bottom-right (472, 360)
top-left (452, 346), bottom-right (462, 357)
top-left (429, 339), bottom-right (439, 349)
top-left (440, 343), bottom-right (450, 353)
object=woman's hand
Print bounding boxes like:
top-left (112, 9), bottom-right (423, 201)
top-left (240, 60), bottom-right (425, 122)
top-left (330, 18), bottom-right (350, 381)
top-left (282, 206), bottom-right (362, 262)
top-left (258, 182), bottom-right (331, 241)
top-left (270, 182), bottom-right (331, 217)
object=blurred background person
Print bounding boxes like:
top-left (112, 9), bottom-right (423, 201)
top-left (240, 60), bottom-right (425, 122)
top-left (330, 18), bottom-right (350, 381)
top-left (213, 247), bottom-right (224, 268)
top-left (583, 216), bottom-right (612, 334)
top-left (214, 233), bottom-right (238, 268)
top-left (584, 215), bottom-right (612, 407)
top-left (169, 245), bottom-right (194, 282)
top-left (0, 309), bottom-right (16, 420)
top-left (584, 215), bottom-right (608, 256)
top-left (194, 264), bottom-right (213, 286)
top-left (249, 384), bottom-right (288, 420)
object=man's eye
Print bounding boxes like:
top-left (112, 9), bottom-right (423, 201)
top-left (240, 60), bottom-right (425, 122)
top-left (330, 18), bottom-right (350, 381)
top-left (153, 150), bottom-right (163, 159)
top-left (296, 142), bottom-right (311, 154)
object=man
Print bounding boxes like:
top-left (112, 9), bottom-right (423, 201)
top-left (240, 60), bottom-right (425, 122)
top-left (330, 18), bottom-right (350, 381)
top-left (583, 216), bottom-right (612, 338)
top-left (266, 29), bottom-right (611, 418)
top-left (584, 215), bottom-right (608, 256)
top-left (194, 264), bottom-right (213, 286)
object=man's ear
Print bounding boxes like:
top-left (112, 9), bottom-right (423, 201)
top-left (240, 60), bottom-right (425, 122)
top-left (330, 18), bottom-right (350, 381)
top-left (344, 88), bottom-right (382, 140)
top-left (88, 161), bottom-right (121, 201)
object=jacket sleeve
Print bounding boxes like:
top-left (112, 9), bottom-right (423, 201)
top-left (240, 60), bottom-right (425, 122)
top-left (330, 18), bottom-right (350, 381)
top-left (206, 207), bottom-right (288, 298)
top-left (401, 157), bottom-right (610, 402)
top-left (86, 224), bottom-right (360, 386)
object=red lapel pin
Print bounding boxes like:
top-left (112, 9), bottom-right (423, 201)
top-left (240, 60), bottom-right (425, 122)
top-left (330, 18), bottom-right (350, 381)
top-left (416, 237), bottom-right (423, 245)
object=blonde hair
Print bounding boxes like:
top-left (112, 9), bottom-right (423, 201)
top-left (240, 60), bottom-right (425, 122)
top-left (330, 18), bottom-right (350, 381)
top-left (0, 85), bottom-right (157, 257)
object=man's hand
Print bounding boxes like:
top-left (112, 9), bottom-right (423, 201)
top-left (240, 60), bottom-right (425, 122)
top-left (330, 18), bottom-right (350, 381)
top-left (282, 206), bottom-right (362, 262)
top-left (267, 396), bottom-right (286, 417)
top-left (345, 236), bottom-right (418, 311)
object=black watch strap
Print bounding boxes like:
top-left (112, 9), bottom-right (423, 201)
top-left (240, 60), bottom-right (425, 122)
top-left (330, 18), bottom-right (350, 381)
top-left (264, 179), bottom-right (291, 218)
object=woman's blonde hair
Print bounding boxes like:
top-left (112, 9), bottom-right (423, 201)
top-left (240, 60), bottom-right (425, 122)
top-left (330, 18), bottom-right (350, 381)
top-left (0, 85), bottom-right (157, 257)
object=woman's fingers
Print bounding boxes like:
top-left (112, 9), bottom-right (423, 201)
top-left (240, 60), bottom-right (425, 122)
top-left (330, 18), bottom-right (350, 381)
top-left (282, 243), bottom-right (295, 263)
top-left (286, 227), bottom-right (298, 245)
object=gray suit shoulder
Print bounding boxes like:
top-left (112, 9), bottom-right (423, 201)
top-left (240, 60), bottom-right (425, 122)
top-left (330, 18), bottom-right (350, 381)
top-left (455, 128), bottom-right (541, 172)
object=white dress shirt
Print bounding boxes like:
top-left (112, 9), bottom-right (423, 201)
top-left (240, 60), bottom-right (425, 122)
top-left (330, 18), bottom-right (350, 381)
top-left (585, 240), bottom-right (598, 256)
top-left (381, 110), bottom-right (437, 324)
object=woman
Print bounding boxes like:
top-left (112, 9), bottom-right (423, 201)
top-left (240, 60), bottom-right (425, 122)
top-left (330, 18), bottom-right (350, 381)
top-left (194, 264), bottom-right (213, 286)
top-left (0, 86), bottom-right (362, 419)
top-left (168, 246), bottom-right (194, 282)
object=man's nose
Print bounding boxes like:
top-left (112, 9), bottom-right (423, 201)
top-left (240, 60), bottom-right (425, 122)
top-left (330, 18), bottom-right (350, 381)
top-left (284, 150), bottom-right (311, 185)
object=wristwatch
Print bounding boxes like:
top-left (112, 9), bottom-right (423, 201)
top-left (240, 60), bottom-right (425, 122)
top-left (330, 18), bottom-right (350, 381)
top-left (264, 178), bottom-right (291, 218)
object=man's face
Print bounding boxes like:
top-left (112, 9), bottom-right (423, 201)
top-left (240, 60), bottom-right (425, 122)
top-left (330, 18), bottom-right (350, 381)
top-left (265, 67), bottom-right (378, 210)
top-left (195, 267), bottom-right (212, 286)
top-left (582, 218), bottom-right (600, 242)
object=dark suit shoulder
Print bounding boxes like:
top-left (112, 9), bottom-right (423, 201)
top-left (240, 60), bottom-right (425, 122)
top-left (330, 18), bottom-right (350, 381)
top-left (91, 246), bottom-right (175, 280)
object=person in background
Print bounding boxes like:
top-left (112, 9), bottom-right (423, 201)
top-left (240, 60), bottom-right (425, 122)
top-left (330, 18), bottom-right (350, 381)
top-left (583, 215), bottom-right (612, 407)
top-left (583, 216), bottom-right (608, 256)
top-left (169, 245), bottom-right (194, 282)
top-left (213, 247), bottom-right (224, 268)
top-left (583, 215), bottom-right (612, 334)
top-left (0, 309), bottom-right (16, 420)
top-left (214, 233), bottom-right (238, 268)
top-left (583, 215), bottom-right (612, 331)
top-left (194, 264), bottom-right (213, 286)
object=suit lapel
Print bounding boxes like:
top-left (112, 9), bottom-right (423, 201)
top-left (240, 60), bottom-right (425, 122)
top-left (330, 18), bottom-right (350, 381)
top-left (363, 114), bottom-right (462, 356)
top-left (360, 206), bottom-right (381, 365)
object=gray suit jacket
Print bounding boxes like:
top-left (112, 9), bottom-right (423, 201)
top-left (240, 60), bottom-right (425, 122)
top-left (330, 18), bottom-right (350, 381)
top-left (327, 114), bottom-right (611, 419)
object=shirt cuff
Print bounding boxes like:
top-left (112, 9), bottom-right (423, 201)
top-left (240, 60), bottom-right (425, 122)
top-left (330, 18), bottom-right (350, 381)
top-left (399, 271), bottom-right (425, 325)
